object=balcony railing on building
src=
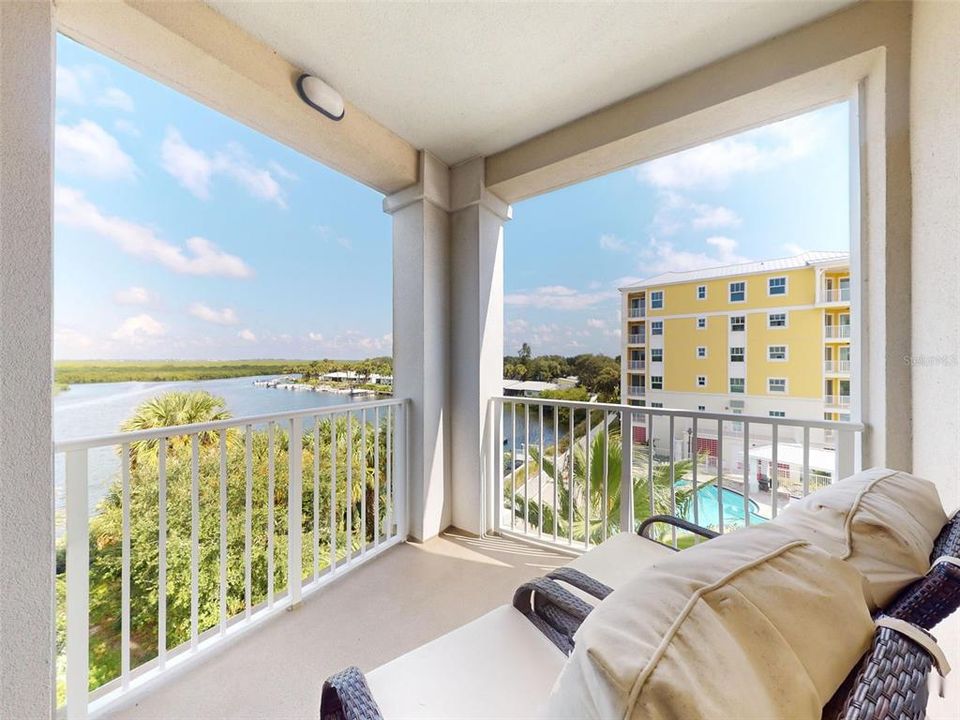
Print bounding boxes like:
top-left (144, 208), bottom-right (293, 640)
top-left (489, 398), bottom-right (862, 552)
top-left (628, 333), bottom-right (645, 344)
top-left (821, 287), bottom-right (851, 303)
top-left (628, 386), bottom-right (646, 398)
top-left (629, 361), bottom-right (645, 370)
top-left (58, 399), bottom-right (407, 718)
top-left (628, 307), bottom-right (645, 318)
top-left (824, 360), bottom-right (851, 374)
top-left (824, 325), bottom-right (851, 339)
top-left (824, 394), bottom-right (852, 408)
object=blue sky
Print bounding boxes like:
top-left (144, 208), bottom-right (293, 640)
top-left (54, 34), bottom-right (849, 361)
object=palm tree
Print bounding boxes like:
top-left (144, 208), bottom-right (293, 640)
top-left (514, 428), bottom-right (706, 545)
top-left (121, 391), bottom-right (231, 465)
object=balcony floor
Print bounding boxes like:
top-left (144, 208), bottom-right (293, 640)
top-left (106, 531), bottom-right (570, 720)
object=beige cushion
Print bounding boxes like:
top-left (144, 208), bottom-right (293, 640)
top-left (563, 532), bottom-right (675, 604)
top-left (776, 467), bottom-right (947, 607)
top-left (366, 605), bottom-right (564, 719)
top-left (541, 523), bottom-right (874, 720)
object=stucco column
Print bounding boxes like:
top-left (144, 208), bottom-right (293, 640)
top-left (384, 153), bottom-right (452, 541)
top-left (0, 1), bottom-right (56, 716)
top-left (447, 159), bottom-right (511, 534)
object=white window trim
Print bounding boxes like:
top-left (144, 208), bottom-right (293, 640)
top-left (729, 346), bottom-right (745, 362)
top-left (769, 410), bottom-right (786, 418)
top-left (729, 378), bottom-right (745, 393)
top-left (767, 344), bottom-right (789, 361)
top-left (696, 317), bottom-right (707, 329)
top-left (651, 376), bottom-right (663, 390)
top-left (696, 346), bottom-right (707, 359)
top-left (651, 349), bottom-right (663, 363)
top-left (729, 281), bottom-right (746, 303)
top-left (767, 276), bottom-right (788, 296)
top-left (696, 375), bottom-right (707, 387)
top-left (651, 320), bottom-right (663, 335)
top-left (697, 405), bottom-right (706, 412)
top-left (767, 311), bottom-right (789, 329)
top-left (696, 285), bottom-right (707, 300)
top-left (767, 377), bottom-right (788, 393)
top-left (650, 289), bottom-right (664, 310)
top-left (730, 315), bottom-right (746, 332)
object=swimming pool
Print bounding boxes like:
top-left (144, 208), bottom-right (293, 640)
top-left (682, 484), bottom-right (768, 529)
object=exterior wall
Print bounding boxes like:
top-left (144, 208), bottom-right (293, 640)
top-left (0, 3), bottom-right (55, 716)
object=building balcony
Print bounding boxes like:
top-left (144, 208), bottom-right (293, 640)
top-left (824, 325), bottom-right (851, 340)
top-left (824, 360), bottom-right (851, 374)
top-left (629, 361), bottom-right (645, 371)
top-left (824, 394), bottom-right (852, 408)
top-left (819, 286), bottom-right (851, 304)
top-left (628, 386), bottom-right (646, 398)
top-left (628, 334), bottom-right (646, 345)
top-left (628, 307), bottom-right (645, 319)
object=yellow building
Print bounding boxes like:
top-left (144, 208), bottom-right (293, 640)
top-left (620, 251), bottom-right (851, 423)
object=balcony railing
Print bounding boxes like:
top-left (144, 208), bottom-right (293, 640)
top-left (489, 398), bottom-right (862, 552)
top-left (628, 307), bottom-right (645, 318)
top-left (821, 287), bottom-right (851, 303)
top-left (628, 334), bottom-right (645, 344)
top-left (628, 386), bottom-right (646, 398)
top-left (629, 361), bottom-right (645, 370)
top-left (825, 394), bottom-right (852, 408)
top-left (824, 360), bottom-right (851, 374)
top-left (824, 325), bottom-right (851, 339)
top-left (58, 399), bottom-right (407, 718)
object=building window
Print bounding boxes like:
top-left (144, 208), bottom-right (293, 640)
top-left (651, 376), bottom-right (663, 390)
top-left (769, 411), bottom-right (786, 418)
top-left (697, 375), bottom-right (707, 387)
top-left (651, 348), bottom-right (663, 362)
top-left (768, 276), bottom-right (787, 296)
top-left (697, 405), bottom-right (706, 412)
top-left (729, 399), bottom-right (745, 409)
top-left (768, 378), bottom-right (787, 393)
top-left (729, 281), bottom-right (745, 302)
top-left (651, 402), bottom-right (663, 408)
top-left (697, 285), bottom-right (707, 300)
top-left (768, 345), bottom-right (787, 361)
top-left (729, 346), bottom-right (744, 362)
top-left (696, 317), bottom-right (706, 329)
top-left (651, 320), bottom-right (663, 336)
top-left (650, 290), bottom-right (663, 309)
top-left (730, 315), bottom-right (745, 332)
top-left (768, 312), bottom-right (788, 328)
top-left (730, 378), bottom-right (745, 393)
top-left (696, 346), bottom-right (707, 358)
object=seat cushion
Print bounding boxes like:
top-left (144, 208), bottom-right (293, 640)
top-left (775, 467), bottom-right (948, 607)
top-left (541, 523), bottom-right (875, 720)
top-left (562, 532), bottom-right (674, 604)
top-left (366, 605), bottom-right (564, 719)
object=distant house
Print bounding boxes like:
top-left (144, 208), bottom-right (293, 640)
top-left (555, 376), bottom-right (579, 390)
top-left (321, 371), bottom-right (362, 382)
top-left (369, 374), bottom-right (393, 386)
top-left (503, 379), bottom-right (559, 398)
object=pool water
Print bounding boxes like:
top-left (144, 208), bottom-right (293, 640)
top-left (683, 484), bottom-right (768, 529)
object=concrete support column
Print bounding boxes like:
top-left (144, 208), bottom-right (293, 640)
top-left (384, 153), bottom-right (452, 541)
top-left (449, 159), bottom-right (511, 535)
top-left (0, 2), bottom-right (56, 717)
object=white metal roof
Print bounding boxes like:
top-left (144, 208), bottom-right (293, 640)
top-left (749, 443), bottom-right (835, 474)
top-left (621, 251), bottom-right (849, 290)
top-left (503, 380), bottom-right (559, 393)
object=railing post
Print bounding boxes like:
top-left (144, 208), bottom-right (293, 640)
top-left (490, 399), bottom-right (502, 535)
top-left (620, 409), bottom-right (634, 533)
top-left (287, 417), bottom-right (303, 606)
top-left (396, 401), bottom-right (409, 540)
top-left (65, 449), bottom-right (89, 720)
top-left (835, 428), bottom-right (856, 483)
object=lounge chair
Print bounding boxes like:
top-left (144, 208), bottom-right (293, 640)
top-left (320, 468), bottom-right (958, 720)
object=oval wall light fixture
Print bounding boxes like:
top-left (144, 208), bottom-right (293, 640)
top-left (296, 74), bottom-right (345, 121)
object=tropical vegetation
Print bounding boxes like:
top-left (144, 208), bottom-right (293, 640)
top-left (503, 347), bottom-right (621, 402)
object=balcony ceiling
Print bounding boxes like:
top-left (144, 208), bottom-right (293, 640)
top-left (207, 1), bottom-right (854, 166)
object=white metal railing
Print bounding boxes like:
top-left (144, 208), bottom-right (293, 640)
top-left (824, 360), bottom-right (851, 374)
top-left (58, 399), bottom-right (407, 718)
top-left (628, 307), bottom-right (645, 318)
top-left (628, 361), bottom-right (645, 370)
top-left (821, 287), bottom-right (851, 303)
top-left (628, 334), bottom-right (645, 344)
top-left (488, 397), bottom-right (862, 552)
top-left (825, 394), bottom-right (852, 408)
top-left (825, 325), bottom-right (851, 339)
top-left (628, 386), bottom-right (645, 398)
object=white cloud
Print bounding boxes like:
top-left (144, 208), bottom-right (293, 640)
top-left (54, 326), bottom-right (94, 354)
top-left (55, 185), bottom-right (254, 278)
top-left (637, 112), bottom-right (826, 190)
top-left (97, 87), bottom-right (134, 112)
top-left (782, 243), bottom-right (807, 256)
top-left (161, 128), bottom-right (288, 207)
top-left (691, 204), bottom-right (741, 230)
top-left (314, 224), bottom-right (353, 250)
top-left (161, 128), bottom-right (214, 199)
top-left (505, 285), bottom-right (617, 310)
top-left (586, 318), bottom-right (606, 329)
top-left (189, 303), bottom-right (239, 325)
top-left (598, 233), bottom-right (629, 252)
top-left (308, 332), bottom-right (325, 342)
top-left (641, 235), bottom-right (750, 273)
top-left (56, 66), bottom-right (89, 104)
top-left (114, 286), bottom-right (153, 305)
top-left (238, 329), bottom-right (257, 342)
top-left (112, 314), bottom-right (165, 342)
top-left (56, 120), bottom-right (137, 181)
top-left (114, 119), bottom-right (141, 137)
top-left (268, 161), bottom-right (298, 181)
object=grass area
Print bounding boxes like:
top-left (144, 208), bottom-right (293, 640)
top-left (54, 360), bottom-right (295, 384)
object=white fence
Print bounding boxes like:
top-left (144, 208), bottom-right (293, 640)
top-left (58, 399), bottom-right (407, 718)
top-left (489, 397), bottom-right (862, 551)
